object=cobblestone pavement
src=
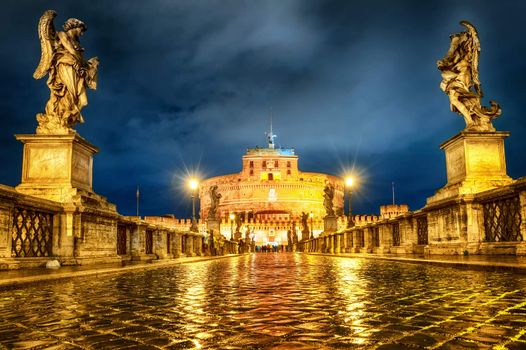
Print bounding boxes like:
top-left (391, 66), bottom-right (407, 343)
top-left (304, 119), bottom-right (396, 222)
top-left (1, 254), bottom-right (526, 349)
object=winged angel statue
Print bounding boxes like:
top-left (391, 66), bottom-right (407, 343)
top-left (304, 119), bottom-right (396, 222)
top-left (437, 21), bottom-right (500, 132)
top-left (323, 182), bottom-right (335, 217)
top-left (33, 10), bottom-right (99, 134)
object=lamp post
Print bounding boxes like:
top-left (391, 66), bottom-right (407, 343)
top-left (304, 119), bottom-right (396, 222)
top-left (309, 212), bottom-right (314, 239)
top-left (189, 179), bottom-right (199, 232)
top-left (345, 177), bottom-right (354, 228)
top-left (229, 213), bottom-right (235, 240)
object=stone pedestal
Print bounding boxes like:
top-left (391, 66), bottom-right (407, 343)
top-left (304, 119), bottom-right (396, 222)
top-left (15, 133), bottom-right (98, 203)
top-left (427, 131), bottom-right (513, 204)
top-left (15, 133), bottom-right (120, 264)
top-left (323, 215), bottom-right (338, 234)
top-left (207, 219), bottom-right (221, 237)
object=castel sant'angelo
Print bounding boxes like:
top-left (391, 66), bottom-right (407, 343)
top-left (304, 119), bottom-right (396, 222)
top-left (198, 126), bottom-right (346, 246)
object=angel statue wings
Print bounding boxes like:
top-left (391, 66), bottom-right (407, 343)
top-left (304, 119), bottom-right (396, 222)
top-left (33, 10), bottom-right (99, 135)
top-left (437, 21), bottom-right (501, 132)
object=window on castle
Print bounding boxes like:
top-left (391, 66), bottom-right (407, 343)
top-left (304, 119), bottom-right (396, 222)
top-left (268, 173), bottom-right (274, 181)
top-left (274, 160), bottom-right (278, 167)
top-left (250, 169), bottom-right (254, 176)
top-left (287, 161), bottom-right (291, 167)
top-left (263, 160), bottom-right (267, 168)
top-left (287, 169), bottom-right (291, 175)
top-left (249, 161), bottom-right (254, 168)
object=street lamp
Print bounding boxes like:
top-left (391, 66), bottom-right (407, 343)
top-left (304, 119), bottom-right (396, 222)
top-left (229, 213), bottom-right (235, 240)
top-left (309, 212), bottom-right (314, 239)
top-left (189, 178), bottom-right (199, 232)
top-left (345, 177), bottom-right (354, 228)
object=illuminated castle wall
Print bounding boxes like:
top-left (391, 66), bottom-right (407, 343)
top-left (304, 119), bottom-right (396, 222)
top-left (199, 146), bottom-right (345, 245)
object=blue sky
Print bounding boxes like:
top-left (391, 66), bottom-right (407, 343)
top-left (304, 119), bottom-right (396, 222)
top-left (1, 0), bottom-right (525, 217)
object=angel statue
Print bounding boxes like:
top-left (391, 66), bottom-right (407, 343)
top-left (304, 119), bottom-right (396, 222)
top-left (208, 185), bottom-right (222, 220)
top-left (323, 182), bottom-right (335, 217)
top-left (437, 21), bottom-right (501, 132)
top-left (33, 10), bottom-right (99, 134)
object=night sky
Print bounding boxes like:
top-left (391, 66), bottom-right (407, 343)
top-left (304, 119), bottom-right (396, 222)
top-left (1, 1), bottom-right (525, 218)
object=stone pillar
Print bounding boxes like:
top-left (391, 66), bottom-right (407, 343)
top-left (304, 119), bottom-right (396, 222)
top-left (153, 229), bottom-right (163, 259)
top-left (198, 236), bottom-right (203, 255)
top-left (172, 232), bottom-right (183, 258)
top-left (131, 224), bottom-right (146, 260)
top-left (186, 234), bottom-right (195, 256)
top-left (341, 231), bottom-right (347, 253)
top-left (54, 207), bottom-right (75, 260)
top-left (334, 234), bottom-right (340, 254)
top-left (353, 230), bottom-right (360, 253)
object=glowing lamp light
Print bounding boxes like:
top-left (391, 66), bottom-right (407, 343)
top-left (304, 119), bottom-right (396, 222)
top-left (229, 213), bottom-right (235, 221)
top-left (345, 177), bottom-right (354, 187)
top-left (189, 178), bottom-right (199, 190)
top-left (309, 212), bottom-right (314, 218)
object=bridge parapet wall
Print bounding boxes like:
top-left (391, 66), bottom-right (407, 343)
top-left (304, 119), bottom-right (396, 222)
top-left (297, 177), bottom-right (526, 256)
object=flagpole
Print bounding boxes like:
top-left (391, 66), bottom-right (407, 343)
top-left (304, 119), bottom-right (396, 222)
top-left (136, 185), bottom-right (140, 217)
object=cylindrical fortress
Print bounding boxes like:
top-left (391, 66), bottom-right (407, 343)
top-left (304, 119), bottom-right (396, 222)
top-left (199, 146), bottom-right (344, 245)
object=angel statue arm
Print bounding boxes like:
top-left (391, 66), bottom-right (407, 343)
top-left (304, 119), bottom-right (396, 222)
top-left (33, 10), bottom-right (99, 135)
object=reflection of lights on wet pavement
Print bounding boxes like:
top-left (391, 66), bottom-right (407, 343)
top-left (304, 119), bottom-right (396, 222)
top-left (1, 254), bottom-right (526, 348)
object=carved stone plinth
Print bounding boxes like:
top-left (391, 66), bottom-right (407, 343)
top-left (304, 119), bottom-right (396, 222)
top-left (207, 219), bottom-right (221, 237)
top-left (323, 215), bottom-right (338, 235)
top-left (427, 131), bottom-right (513, 203)
top-left (15, 133), bottom-right (98, 203)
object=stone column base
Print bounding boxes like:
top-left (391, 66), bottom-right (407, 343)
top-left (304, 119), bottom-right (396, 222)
top-left (15, 133), bottom-right (98, 203)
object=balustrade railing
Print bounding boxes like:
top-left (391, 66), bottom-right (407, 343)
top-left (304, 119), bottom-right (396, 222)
top-left (392, 223), bottom-right (400, 246)
top-left (417, 216), bottom-right (428, 245)
top-left (116, 225), bottom-right (127, 255)
top-left (11, 207), bottom-right (53, 258)
top-left (145, 230), bottom-right (154, 254)
top-left (483, 195), bottom-right (522, 242)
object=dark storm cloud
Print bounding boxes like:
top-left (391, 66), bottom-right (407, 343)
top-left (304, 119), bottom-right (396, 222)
top-left (0, 0), bottom-right (525, 216)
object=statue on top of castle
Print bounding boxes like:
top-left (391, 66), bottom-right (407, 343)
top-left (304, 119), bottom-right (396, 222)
top-left (323, 182), bottom-right (335, 217)
top-left (437, 20), bottom-right (501, 132)
top-left (208, 185), bottom-right (222, 220)
top-left (33, 10), bottom-right (99, 135)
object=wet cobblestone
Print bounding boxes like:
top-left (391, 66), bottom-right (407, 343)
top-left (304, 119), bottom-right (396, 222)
top-left (0, 254), bottom-right (526, 349)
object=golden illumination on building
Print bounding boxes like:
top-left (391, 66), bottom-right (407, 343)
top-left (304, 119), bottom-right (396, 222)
top-left (199, 138), bottom-right (344, 245)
